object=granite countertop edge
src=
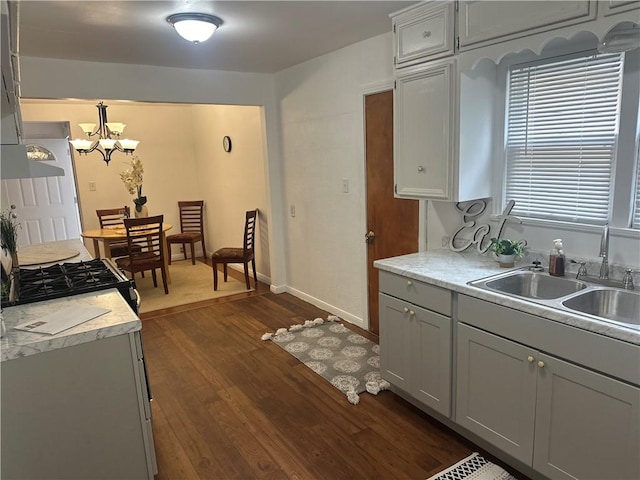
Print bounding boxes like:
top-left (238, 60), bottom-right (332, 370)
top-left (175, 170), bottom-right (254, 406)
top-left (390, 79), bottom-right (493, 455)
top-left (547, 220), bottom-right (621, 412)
top-left (1, 289), bottom-right (141, 362)
top-left (374, 249), bottom-right (640, 346)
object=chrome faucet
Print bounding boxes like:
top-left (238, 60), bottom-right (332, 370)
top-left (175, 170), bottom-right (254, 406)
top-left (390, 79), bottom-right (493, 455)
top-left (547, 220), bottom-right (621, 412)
top-left (599, 223), bottom-right (609, 280)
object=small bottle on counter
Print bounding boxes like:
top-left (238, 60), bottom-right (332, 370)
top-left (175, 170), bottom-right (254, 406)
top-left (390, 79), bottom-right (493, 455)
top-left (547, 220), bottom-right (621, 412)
top-left (549, 239), bottom-right (565, 277)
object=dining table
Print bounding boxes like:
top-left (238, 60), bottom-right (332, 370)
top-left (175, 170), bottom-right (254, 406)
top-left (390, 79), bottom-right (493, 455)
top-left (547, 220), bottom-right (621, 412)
top-left (81, 222), bottom-right (173, 283)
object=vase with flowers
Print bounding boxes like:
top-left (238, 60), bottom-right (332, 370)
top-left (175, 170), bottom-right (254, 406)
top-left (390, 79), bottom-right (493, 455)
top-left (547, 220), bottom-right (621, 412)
top-left (120, 156), bottom-right (148, 217)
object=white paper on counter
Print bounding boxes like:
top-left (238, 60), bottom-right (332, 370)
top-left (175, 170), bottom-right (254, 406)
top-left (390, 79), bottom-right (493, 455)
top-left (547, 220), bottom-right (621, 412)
top-left (14, 305), bottom-right (111, 335)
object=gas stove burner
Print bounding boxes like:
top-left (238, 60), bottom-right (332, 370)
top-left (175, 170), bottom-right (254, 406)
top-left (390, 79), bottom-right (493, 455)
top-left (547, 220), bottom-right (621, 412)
top-left (2, 257), bottom-right (138, 313)
top-left (62, 259), bottom-right (110, 274)
top-left (18, 275), bottom-right (72, 299)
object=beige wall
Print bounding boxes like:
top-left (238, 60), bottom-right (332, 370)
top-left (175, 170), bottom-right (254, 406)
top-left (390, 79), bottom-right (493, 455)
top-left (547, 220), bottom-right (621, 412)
top-left (20, 100), bottom-right (270, 278)
top-left (191, 104), bottom-right (270, 278)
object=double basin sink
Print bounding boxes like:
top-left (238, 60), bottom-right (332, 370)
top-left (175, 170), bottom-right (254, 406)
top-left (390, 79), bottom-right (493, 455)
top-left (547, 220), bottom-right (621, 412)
top-left (469, 268), bottom-right (639, 329)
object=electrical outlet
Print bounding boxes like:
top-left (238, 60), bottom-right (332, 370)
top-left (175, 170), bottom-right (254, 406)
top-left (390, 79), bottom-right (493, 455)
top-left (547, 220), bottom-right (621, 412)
top-left (88, 181), bottom-right (96, 191)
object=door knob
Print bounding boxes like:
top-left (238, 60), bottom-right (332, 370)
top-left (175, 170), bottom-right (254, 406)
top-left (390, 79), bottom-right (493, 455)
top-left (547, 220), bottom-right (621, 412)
top-left (365, 231), bottom-right (375, 243)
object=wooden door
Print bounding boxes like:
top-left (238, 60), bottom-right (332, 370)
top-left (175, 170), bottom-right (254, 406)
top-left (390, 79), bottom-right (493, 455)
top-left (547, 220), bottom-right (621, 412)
top-left (365, 90), bottom-right (419, 335)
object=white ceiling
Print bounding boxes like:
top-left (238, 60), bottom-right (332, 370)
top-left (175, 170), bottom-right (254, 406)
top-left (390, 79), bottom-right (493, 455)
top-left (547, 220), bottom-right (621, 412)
top-left (17, 1), bottom-right (415, 74)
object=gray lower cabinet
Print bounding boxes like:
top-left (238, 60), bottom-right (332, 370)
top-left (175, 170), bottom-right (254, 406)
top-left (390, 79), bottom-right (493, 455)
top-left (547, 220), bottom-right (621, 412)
top-left (457, 323), bottom-right (640, 480)
top-left (1, 331), bottom-right (157, 479)
top-left (379, 272), bottom-right (452, 417)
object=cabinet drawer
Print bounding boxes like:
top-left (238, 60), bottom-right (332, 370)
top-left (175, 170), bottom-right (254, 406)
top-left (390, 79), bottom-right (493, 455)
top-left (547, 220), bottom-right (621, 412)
top-left (379, 270), bottom-right (451, 316)
top-left (393, 2), bottom-right (455, 66)
top-left (458, 0), bottom-right (596, 50)
top-left (601, 0), bottom-right (639, 16)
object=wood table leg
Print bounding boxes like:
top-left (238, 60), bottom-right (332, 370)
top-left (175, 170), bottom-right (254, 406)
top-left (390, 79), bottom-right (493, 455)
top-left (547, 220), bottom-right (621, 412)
top-left (161, 233), bottom-right (171, 284)
top-left (92, 239), bottom-right (101, 258)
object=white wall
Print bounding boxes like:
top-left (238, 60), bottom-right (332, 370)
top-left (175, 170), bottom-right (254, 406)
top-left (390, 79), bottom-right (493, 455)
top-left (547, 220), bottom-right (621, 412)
top-left (274, 32), bottom-right (394, 327)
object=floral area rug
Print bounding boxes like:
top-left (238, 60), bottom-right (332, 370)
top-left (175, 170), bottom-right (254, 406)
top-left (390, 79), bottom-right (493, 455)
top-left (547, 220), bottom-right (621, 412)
top-left (261, 315), bottom-right (389, 404)
top-left (427, 453), bottom-right (518, 480)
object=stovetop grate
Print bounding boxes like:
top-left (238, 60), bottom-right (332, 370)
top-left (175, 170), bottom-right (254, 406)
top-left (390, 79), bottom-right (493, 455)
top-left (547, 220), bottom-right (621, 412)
top-left (2, 258), bottom-right (134, 308)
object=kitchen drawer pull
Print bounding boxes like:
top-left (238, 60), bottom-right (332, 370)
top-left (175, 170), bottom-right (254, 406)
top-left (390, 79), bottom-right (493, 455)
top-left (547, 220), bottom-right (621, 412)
top-left (538, 361), bottom-right (545, 369)
top-left (417, 165), bottom-right (425, 172)
top-left (527, 355), bottom-right (534, 363)
top-left (409, 310), bottom-right (415, 316)
top-left (407, 280), bottom-right (413, 286)
top-left (403, 307), bottom-right (409, 313)
top-left (423, 30), bottom-right (432, 38)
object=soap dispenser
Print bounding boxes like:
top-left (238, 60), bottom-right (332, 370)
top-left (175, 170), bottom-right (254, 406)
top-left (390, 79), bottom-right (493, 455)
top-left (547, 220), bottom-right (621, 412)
top-left (549, 239), bottom-right (565, 277)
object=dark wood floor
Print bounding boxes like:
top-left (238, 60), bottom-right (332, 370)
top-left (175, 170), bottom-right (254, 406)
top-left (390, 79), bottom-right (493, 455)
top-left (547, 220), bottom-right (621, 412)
top-left (141, 270), bottom-right (525, 480)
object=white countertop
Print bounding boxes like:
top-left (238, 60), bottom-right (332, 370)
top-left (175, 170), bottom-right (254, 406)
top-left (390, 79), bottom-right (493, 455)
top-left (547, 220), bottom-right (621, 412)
top-left (1, 289), bottom-right (141, 362)
top-left (374, 249), bottom-right (640, 346)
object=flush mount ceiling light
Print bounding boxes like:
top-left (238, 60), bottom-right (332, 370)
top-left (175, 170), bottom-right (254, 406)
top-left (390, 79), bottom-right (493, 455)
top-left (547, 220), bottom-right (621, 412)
top-left (598, 25), bottom-right (640, 53)
top-left (167, 13), bottom-right (223, 44)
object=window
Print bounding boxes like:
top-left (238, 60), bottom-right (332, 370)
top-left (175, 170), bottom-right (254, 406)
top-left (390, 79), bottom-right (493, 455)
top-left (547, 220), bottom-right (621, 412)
top-left (634, 144), bottom-right (640, 228)
top-left (504, 51), bottom-right (626, 226)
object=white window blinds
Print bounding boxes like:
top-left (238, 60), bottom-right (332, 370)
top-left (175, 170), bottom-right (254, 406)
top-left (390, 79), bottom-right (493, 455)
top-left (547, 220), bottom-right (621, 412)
top-left (505, 52), bottom-right (624, 225)
top-left (633, 148), bottom-right (640, 228)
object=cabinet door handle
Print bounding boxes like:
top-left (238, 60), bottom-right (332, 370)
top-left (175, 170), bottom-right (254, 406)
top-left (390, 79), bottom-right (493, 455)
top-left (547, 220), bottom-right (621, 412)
top-left (417, 165), bottom-right (425, 172)
top-left (409, 310), bottom-right (415, 316)
top-left (403, 307), bottom-right (409, 313)
top-left (527, 355), bottom-right (535, 363)
top-left (537, 361), bottom-right (545, 369)
top-left (423, 30), bottom-right (432, 38)
top-left (407, 280), bottom-right (413, 286)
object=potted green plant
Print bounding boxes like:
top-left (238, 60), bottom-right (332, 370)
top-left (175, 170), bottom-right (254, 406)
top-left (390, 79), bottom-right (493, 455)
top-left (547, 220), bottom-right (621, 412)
top-left (488, 237), bottom-right (526, 268)
top-left (1, 206), bottom-right (21, 301)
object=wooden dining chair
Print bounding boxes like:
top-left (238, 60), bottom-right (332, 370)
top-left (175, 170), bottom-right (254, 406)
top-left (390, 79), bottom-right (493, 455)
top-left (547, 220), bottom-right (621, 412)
top-left (166, 200), bottom-right (206, 265)
top-left (211, 209), bottom-right (258, 290)
top-left (116, 215), bottom-right (169, 294)
top-left (96, 207), bottom-right (136, 258)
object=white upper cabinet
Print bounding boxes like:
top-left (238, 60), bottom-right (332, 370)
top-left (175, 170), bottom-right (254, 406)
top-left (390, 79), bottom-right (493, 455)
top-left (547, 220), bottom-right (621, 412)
top-left (601, 0), bottom-right (640, 16)
top-left (394, 58), bottom-right (495, 202)
top-left (1, 10), bottom-right (21, 145)
top-left (393, 2), bottom-right (456, 67)
top-left (458, 1), bottom-right (596, 50)
top-left (394, 60), bottom-right (454, 200)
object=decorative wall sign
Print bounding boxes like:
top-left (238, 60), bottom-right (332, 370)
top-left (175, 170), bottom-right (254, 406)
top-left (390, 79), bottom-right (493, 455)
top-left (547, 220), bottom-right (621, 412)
top-left (449, 200), bottom-right (524, 253)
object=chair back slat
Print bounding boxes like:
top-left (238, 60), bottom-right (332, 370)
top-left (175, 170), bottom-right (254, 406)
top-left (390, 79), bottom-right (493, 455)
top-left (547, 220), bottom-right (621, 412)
top-left (124, 215), bottom-right (165, 265)
top-left (96, 207), bottom-right (129, 228)
top-left (178, 201), bottom-right (204, 234)
top-left (243, 210), bottom-right (258, 255)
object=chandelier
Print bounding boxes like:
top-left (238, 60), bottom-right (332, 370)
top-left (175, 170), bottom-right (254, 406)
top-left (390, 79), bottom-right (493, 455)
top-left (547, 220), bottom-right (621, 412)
top-left (69, 102), bottom-right (139, 165)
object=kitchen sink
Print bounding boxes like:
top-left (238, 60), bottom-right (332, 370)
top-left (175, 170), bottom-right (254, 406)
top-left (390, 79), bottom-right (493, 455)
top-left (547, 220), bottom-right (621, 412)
top-left (563, 289), bottom-right (640, 326)
top-left (471, 269), bottom-right (588, 300)
top-left (481, 271), bottom-right (587, 299)
top-left (468, 268), bottom-right (639, 329)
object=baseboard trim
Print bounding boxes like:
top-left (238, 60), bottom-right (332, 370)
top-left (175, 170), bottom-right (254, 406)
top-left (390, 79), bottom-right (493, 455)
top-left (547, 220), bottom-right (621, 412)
top-left (284, 286), bottom-right (365, 329)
